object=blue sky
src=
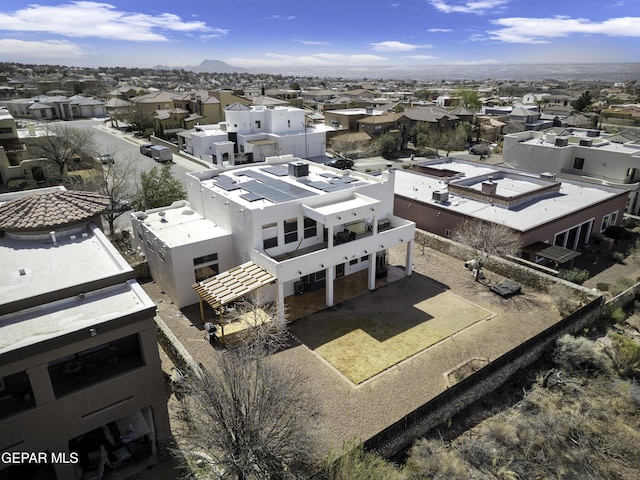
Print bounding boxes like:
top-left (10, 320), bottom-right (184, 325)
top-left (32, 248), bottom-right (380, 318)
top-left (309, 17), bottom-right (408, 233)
top-left (0, 0), bottom-right (639, 69)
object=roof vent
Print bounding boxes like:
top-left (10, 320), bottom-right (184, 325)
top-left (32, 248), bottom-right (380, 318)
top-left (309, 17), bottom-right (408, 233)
top-left (579, 138), bottom-right (593, 147)
top-left (555, 137), bottom-right (569, 147)
top-left (19, 268), bottom-right (26, 276)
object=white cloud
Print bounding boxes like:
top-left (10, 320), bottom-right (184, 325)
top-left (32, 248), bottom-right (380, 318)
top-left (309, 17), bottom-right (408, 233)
top-left (0, 39), bottom-right (86, 60)
top-left (369, 41), bottom-right (433, 52)
top-left (225, 52), bottom-right (388, 68)
top-left (390, 3), bottom-right (401, 7)
top-left (265, 15), bottom-right (296, 21)
top-left (450, 58), bottom-right (500, 65)
top-left (403, 55), bottom-right (438, 60)
top-left (0, 1), bottom-right (216, 41)
top-left (488, 16), bottom-right (640, 44)
top-left (295, 40), bottom-right (331, 45)
top-left (428, 0), bottom-right (510, 15)
top-left (428, 28), bottom-right (453, 33)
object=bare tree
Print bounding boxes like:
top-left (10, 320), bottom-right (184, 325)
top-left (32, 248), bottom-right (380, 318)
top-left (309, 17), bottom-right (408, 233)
top-left (173, 351), bottom-right (320, 479)
top-left (329, 133), bottom-right (379, 161)
top-left (221, 292), bottom-right (288, 358)
top-left (85, 153), bottom-right (138, 236)
top-left (452, 220), bottom-right (521, 281)
top-left (31, 124), bottom-right (96, 177)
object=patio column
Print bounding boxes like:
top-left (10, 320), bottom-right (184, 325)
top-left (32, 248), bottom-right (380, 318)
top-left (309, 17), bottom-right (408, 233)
top-left (405, 239), bottom-right (413, 276)
top-left (326, 265), bottom-right (335, 306)
top-left (277, 281), bottom-right (286, 323)
top-left (368, 252), bottom-right (376, 290)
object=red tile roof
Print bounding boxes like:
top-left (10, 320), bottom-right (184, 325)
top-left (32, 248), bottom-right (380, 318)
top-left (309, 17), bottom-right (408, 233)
top-left (0, 190), bottom-right (110, 232)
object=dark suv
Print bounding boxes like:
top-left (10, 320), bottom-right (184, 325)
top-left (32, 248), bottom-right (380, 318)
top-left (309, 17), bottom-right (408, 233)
top-left (325, 158), bottom-right (354, 170)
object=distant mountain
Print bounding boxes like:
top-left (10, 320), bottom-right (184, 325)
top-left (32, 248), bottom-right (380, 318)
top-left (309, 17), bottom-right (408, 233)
top-left (153, 59), bottom-right (248, 74)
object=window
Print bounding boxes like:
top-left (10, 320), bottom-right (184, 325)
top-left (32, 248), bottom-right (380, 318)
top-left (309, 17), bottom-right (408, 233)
top-left (628, 168), bottom-right (635, 177)
top-left (48, 335), bottom-right (144, 398)
top-left (287, 120), bottom-right (291, 128)
top-left (284, 218), bottom-right (298, 244)
top-left (303, 217), bottom-right (316, 239)
top-left (349, 259), bottom-right (358, 266)
top-left (0, 371), bottom-right (35, 420)
top-left (573, 157), bottom-right (585, 170)
top-left (601, 210), bottom-right (619, 232)
top-left (444, 229), bottom-right (452, 238)
top-left (262, 222), bottom-right (278, 249)
top-left (255, 120), bottom-right (261, 128)
top-left (194, 253), bottom-right (218, 281)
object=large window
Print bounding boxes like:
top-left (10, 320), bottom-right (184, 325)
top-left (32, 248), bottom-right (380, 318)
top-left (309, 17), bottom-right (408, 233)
top-left (303, 217), bottom-right (317, 239)
top-left (48, 334), bottom-right (144, 398)
top-left (573, 157), bottom-right (585, 170)
top-left (262, 222), bottom-right (278, 249)
top-left (284, 218), bottom-right (298, 244)
top-left (194, 253), bottom-right (218, 281)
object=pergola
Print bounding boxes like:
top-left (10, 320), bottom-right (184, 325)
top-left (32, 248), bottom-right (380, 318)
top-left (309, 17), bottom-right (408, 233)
top-left (522, 242), bottom-right (582, 269)
top-left (192, 261), bottom-right (275, 335)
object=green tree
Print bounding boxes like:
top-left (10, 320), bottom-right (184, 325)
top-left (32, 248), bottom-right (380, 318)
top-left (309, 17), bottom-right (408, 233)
top-left (134, 164), bottom-right (186, 210)
top-left (456, 89), bottom-right (481, 111)
top-left (573, 91), bottom-right (594, 112)
top-left (378, 133), bottom-right (397, 158)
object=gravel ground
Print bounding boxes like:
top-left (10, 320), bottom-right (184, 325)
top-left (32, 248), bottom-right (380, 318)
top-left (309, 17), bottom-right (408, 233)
top-left (145, 240), bottom-right (561, 458)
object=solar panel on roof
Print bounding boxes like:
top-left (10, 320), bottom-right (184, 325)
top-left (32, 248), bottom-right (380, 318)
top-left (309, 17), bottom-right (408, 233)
top-left (240, 192), bottom-right (264, 202)
top-left (261, 166), bottom-right (289, 176)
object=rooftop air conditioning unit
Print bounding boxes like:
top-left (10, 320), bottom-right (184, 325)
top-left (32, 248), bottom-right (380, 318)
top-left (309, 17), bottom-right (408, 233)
top-left (555, 137), bottom-right (569, 147)
top-left (432, 190), bottom-right (449, 204)
top-left (540, 172), bottom-right (556, 181)
top-left (288, 161), bottom-right (309, 178)
top-left (579, 138), bottom-right (593, 147)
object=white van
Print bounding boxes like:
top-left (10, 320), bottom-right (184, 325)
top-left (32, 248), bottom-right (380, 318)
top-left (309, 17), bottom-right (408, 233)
top-left (150, 145), bottom-right (173, 163)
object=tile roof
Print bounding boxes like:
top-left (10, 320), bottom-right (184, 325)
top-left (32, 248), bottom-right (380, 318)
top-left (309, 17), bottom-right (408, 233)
top-left (0, 190), bottom-right (110, 232)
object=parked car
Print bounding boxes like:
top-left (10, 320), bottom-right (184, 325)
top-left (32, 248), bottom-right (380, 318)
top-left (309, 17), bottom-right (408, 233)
top-left (139, 144), bottom-right (153, 156)
top-left (96, 153), bottom-right (114, 164)
top-left (149, 145), bottom-right (173, 163)
top-left (325, 158), bottom-right (354, 170)
top-left (469, 143), bottom-right (491, 156)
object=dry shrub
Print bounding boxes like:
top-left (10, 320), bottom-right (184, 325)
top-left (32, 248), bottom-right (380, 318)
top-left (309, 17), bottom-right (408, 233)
top-left (552, 334), bottom-right (611, 373)
top-left (549, 284), bottom-right (582, 316)
top-left (404, 438), bottom-right (468, 480)
top-left (325, 441), bottom-right (404, 480)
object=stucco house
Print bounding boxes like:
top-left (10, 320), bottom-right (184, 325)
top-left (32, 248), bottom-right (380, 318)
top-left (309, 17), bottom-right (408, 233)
top-left (0, 188), bottom-right (170, 480)
top-left (503, 129), bottom-right (640, 214)
top-left (130, 157), bottom-right (415, 320)
top-left (394, 159), bottom-right (628, 268)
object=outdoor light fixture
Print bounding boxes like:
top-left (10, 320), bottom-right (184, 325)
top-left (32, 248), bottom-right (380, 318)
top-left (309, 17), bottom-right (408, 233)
top-left (89, 328), bottom-right (97, 337)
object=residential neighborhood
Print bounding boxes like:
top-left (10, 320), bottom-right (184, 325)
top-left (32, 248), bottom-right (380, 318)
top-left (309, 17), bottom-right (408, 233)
top-left (3, 60), bottom-right (640, 479)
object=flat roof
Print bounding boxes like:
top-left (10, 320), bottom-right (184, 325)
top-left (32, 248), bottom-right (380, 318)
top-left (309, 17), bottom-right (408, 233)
top-left (0, 225), bottom-right (132, 308)
top-left (395, 160), bottom-right (626, 232)
top-left (199, 161), bottom-right (378, 208)
top-left (134, 203), bottom-right (231, 248)
top-left (0, 281), bottom-right (155, 355)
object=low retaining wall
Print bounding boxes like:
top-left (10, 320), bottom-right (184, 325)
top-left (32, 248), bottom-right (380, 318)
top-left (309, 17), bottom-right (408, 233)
top-left (155, 314), bottom-right (202, 377)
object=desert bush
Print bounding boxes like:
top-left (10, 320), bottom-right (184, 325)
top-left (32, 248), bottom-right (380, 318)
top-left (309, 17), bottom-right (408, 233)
top-left (596, 282), bottom-right (610, 291)
top-left (549, 284), bottom-right (582, 316)
top-left (325, 441), bottom-right (404, 480)
top-left (404, 438), bottom-right (467, 480)
top-left (552, 334), bottom-right (610, 373)
top-left (557, 268), bottom-right (589, 285)
top-left (607, 333), bottom-right (640, 377)
top-left (610, 251), bottom-right (626, 264)
top-left (611, 306), bottom-right (627, 323)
